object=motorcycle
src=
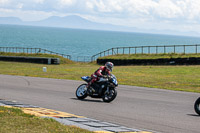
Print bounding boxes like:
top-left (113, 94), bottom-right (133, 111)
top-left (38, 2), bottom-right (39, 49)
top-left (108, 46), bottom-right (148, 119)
top-left (75, 74), bottom-right (118, 103)
top-left (194, 97), bottom-right (200, 115)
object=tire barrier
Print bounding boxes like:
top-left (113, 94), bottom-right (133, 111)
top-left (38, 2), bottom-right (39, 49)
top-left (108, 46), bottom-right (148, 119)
top-left (0, 56), bottom-right (60, 64)
top-left (97, 57), bottom-right (200, 66)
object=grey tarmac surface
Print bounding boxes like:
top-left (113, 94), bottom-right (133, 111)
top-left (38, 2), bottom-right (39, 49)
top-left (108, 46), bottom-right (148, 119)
top-left (0, 74), bottom-right (199, 133)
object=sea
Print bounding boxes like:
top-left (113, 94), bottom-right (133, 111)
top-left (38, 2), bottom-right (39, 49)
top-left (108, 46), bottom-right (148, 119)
top-left (1, 24), bottom-right (200, 61)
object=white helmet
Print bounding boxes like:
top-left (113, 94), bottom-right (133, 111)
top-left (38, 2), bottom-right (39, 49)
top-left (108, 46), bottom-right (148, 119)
top-left (105, 62), bottom-right (114, 72)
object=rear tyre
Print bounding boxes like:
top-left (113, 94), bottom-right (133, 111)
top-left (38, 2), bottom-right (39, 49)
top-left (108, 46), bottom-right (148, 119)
top-left (194, 97), bottom-right (200, 115)
top-left (102, 88), bottom-right (117, 103)
top-left (76, 84), bottom-right (88, 99)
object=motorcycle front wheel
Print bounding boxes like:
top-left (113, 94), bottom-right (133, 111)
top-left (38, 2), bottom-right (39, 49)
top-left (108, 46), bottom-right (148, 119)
top-left (76, 84), bottom-right (88, 99)
top-left (102, 88), bottom-right (117, 103)
top-left (194, 97), bottom-right (200, 115)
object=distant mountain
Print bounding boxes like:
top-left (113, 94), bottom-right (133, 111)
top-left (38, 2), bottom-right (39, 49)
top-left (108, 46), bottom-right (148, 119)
top-left (0, 17), bottom-right (23, 25)
top-left (32, 15), bottom-right (139, 32)
top-left (0, 15), bottom-right (199, 37)
top-left (0, 15), bottom-right (139, 32)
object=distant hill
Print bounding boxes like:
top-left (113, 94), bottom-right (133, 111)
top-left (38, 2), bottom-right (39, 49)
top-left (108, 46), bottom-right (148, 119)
top-left (0, 15), bottom-right (199, 37)
top-left (32, 15), bottom-right (139, 32)
top-left (0, 15), bottom-right (139, 32)
top-left (0, 17), bottom-right (23, 25)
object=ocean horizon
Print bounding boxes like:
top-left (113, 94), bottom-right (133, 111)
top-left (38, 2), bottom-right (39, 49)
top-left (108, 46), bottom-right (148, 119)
top-left (1, 24), bottom-right (200, 60)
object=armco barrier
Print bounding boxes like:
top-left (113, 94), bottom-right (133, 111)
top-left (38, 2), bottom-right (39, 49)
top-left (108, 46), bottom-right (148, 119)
top-left (91, 44), bottom-right (200, 61)
top-left (97, 57), bottom-right (200, 66)
top-left (0, 56), bottom-right (60, 64)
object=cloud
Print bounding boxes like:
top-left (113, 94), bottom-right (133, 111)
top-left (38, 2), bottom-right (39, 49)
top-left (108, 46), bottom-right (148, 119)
top-left (58, 0), bottom-right (76, 7)
top-left (16, 3), bottom-right (24, 9)
top-left (153, 0), bottom-right (182, 18)
top-left (34, 0), bottom-right (45, 4)
top-left (0, 0), bottom-right (8, 4)
top-left (0, 0), bottom-right (200, 33)
top-left (0, 0), bottom-right (9, 6)
top-left (1, 0), bottom-right (200, 20)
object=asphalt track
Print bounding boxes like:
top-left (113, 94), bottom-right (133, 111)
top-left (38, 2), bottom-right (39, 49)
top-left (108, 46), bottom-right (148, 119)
top-left (0, 74), bottom-right (199, 133)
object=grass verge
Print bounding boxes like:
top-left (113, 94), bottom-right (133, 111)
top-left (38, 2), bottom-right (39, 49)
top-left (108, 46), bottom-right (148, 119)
top-left (98, 53), bottom-right (200, 59)
top-left (0, 61), bottom-right (200, 93)
top-left (0, 106), bottom-right (93, 133)
top-left (0, 52), bottom-right (200, 93)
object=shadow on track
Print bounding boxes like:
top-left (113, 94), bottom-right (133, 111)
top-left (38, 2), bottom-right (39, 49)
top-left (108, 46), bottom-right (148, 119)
top-left (70, 98), bottom-right (103, 103)
top-left (187, 114), bottom-right (200, 117)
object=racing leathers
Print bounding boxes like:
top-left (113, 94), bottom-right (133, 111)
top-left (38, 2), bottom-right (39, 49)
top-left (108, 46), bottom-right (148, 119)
top-left (87, 66), bottom-right (111, 92)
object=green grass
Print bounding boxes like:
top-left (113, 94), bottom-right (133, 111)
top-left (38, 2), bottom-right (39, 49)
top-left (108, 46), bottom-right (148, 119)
top-left (114, 65), bottom-right (200, 92)
top-left (0, 52), bottom-right (200, 93)
top-left (0, 106), bottom-right (93, 133)
top-left (98, 53), bottom-right (200, 59)
top-left (0, 61), bottom-right (200, 93)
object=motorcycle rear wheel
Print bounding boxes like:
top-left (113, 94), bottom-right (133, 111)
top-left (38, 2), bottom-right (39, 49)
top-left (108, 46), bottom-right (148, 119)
top-left (102, 88), bottom-right (117, 103)
top-left (194, 97), bottom-right (200, 115)
top-left (76, 84), bottom-right (88, 99)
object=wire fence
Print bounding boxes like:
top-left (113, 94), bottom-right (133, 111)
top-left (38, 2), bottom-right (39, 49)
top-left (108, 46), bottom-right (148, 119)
top-left (0, 47), bottom-right (71, 60)
top-left (1, 44), bottom-right (200, 62)
top-left (91, 44), bottom-right (200, 61)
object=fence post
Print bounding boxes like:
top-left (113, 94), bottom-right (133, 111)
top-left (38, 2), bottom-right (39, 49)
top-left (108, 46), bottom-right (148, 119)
top-left (91, 56), bottom-right (93, 62)
top-left (129, 47), bottom-right (130, 54)
top-left (117, 48), bottom-right (118, 54)
top-left (174, 45), bottom-right (176, 53)
top-left (196, 44), bottom-right (198, 54)
top-left (184, 45), bottom-right (185, 54)
top-left (135, 47), bottom-right (137, 54)
top-left (164, 46), bottom-right (166, 54)
top-left (156, 46), bottom-right (158, 54)
top-left (112, 48), bottom-right (113, 55)
top-left (142, 46), bottom-right (143, 54)
top-left (148, 46), bottom-right (150, 54)
top-left (123, 48), bottom-right (125, 54)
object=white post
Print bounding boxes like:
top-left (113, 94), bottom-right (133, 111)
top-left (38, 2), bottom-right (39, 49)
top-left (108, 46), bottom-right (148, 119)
top-left (43, 67), bottom-right (47, 72)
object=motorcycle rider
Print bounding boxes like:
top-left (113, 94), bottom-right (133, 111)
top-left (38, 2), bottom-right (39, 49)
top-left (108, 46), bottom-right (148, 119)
top-left (86, 62), bottom-right (114, 93)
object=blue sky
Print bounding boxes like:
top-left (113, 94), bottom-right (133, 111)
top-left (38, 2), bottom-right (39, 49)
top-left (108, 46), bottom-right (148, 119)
top-left (0, 0), bottom-right (200, 35)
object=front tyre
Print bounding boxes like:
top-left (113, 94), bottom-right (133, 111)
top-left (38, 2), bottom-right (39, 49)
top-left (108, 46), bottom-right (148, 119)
top-left (194, 97), bottom-right (200, 115)
top-left (102, 88), bottom-right (117, 103)
top-left (76, 84), bottom-right (88, 99)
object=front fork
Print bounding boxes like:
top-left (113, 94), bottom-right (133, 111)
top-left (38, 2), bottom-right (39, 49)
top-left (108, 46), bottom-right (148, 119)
top-left (105, 86), bottom-right (110, 94)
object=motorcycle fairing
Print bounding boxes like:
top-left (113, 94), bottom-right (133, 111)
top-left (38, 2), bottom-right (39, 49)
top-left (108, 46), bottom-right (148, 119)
top-left (81, 76), bottom-right (91, 82)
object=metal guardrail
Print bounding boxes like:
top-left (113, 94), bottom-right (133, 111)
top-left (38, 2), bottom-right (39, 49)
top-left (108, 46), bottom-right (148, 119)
top-left (1, 44), bottom-right (200, 62)
top-left (0, 47), bottom-right (71, 60)
top-left (91, 44), bottom-right (200, 61)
